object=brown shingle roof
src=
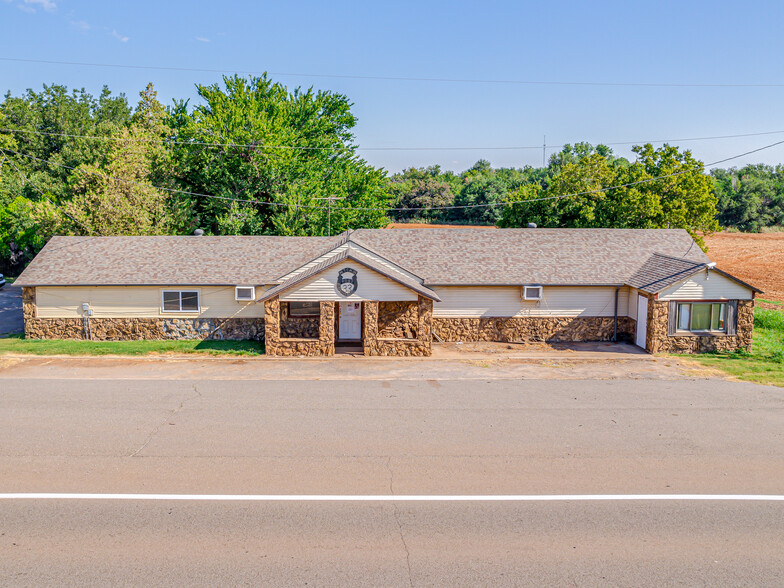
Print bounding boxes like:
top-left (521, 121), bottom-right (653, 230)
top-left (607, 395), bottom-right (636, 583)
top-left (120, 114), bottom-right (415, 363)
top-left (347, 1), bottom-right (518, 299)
top-left (15, 228), bottom-right (714, 288)
top-left (15, 235), bottom-right (339, 287)
top-left (626, 253), bottom-right (708, 294)
top-left (350, 228), bottom-right (710, 286)
top-left (628, 252), bottom-right (763, 295)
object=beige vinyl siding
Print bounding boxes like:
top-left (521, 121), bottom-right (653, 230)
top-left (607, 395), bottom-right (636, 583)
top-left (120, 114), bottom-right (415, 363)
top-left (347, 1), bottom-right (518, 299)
top-left (279, 243), bottom-right (422, 282)
top-left (432, 286), bottom-right (629, 318)
top-left (280, 260), bottom-right (418, 302)
top-left (658, 270), bottom-right (753, 301)
top-left (35, 286), bottom-right (268, 318)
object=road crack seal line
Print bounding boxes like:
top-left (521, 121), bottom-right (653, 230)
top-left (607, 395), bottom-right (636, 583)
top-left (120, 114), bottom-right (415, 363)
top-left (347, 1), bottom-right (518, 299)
top-left (387, 456), bottom-right (414, 588)
top-left (129, 384), bottom-right (201, 457)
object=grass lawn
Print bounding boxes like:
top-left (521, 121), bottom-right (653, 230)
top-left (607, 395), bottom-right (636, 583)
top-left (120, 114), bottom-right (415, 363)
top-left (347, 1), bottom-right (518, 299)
top-left (0, 334), bottom-right (264, 356)
top-left (675, 307), bottom-right (784, 387)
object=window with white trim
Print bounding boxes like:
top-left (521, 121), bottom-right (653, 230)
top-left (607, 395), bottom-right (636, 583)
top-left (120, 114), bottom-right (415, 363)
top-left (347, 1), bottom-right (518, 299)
top-left (162, 290), bottom-right (200, 312)
top-left (677, 302), bottom-right (726, 332)
top-left (235, 286), bottom-right (255, 301)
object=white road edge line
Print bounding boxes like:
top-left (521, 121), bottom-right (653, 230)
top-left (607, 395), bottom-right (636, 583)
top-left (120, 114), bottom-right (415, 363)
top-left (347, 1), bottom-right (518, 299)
top-left (0, 494), bottom-right (783, 501)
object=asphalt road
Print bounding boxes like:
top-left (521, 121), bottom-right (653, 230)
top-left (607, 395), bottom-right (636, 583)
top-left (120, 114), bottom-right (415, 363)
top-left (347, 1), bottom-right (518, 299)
top-left (0, 284), bottom-right (22, 336)
top-left (1, 377), bottom-right (783, 585)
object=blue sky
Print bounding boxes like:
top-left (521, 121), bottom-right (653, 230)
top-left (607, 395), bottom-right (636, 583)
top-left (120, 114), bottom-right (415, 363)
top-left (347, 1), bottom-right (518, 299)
top-left (2, 0), bottom-right (784, 173)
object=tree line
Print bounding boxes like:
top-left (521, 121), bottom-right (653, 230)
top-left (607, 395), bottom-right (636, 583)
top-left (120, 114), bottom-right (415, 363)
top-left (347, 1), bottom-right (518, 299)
top-left (1, 76), bottom-right (782, 275)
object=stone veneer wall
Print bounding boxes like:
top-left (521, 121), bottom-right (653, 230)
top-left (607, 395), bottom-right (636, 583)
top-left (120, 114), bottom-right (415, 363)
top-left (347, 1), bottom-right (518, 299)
top-left (22, 287), bottom-right (36, 320)
top-left (377, 301), bottom-right (418, 339)
top-left (363, 296), bottom-right (433, 356)
top-left (645, 298), bottom-right (754, 354)
top-left (279, 302), bottom-right (319, 338)
top-left (22, 287), bottom-right (266, 341)
top-left (24, 316), bottom-right (265, 340)
top-left (265, 297), bottom-right (335, 356)
top-left (432, 315), bottom-right (636, 343)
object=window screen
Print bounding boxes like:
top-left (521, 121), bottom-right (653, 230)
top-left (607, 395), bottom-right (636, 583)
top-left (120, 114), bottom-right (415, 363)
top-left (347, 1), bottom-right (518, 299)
top-left (162, 291), bottom-right (181, 311)
top-left (289, 301), bottom-right (320, 317)
top-left (162, 291), bottom-right (199, 312)
top-left (180, 291), bottom-right (199, 311)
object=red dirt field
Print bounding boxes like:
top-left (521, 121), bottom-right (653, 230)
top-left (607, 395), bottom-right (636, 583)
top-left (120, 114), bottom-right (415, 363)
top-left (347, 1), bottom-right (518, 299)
top-left (703, 233), bottom-right (784, 304)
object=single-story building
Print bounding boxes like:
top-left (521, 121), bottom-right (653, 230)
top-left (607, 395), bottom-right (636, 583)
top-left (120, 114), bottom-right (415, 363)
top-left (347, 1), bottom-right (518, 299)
top-left (15, 228), bottom-right (761, 356)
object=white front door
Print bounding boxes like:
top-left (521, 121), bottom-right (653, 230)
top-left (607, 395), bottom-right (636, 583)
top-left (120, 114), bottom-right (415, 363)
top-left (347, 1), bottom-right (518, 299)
top-left (635, 294), bottom-right (648, 349)
top-left (339, 301), bottom-right (362, 340)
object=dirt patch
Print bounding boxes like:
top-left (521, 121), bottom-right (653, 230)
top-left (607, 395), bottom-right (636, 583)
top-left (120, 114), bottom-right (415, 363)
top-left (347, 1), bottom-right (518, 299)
top-left (703, 233), bottom-right (784, 304)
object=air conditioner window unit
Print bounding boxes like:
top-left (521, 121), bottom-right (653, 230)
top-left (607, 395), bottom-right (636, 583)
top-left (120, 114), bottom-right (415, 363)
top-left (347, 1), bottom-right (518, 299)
top-left (235, 286), bottom-right (255, 301)
top-left (523, 285), bottom-right (543, 301)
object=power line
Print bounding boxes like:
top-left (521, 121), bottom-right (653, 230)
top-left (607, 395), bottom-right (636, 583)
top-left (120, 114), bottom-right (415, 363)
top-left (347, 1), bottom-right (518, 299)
top-left (3, 126), bottom-right (784, 152)
top-left (3, 56), bottom-right (784, 88)
top-left (2, 139), bottom-right (783, 213)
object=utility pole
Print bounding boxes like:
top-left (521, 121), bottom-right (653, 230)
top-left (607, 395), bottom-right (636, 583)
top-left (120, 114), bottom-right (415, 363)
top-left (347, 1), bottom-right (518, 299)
top-left (314, 195), bottom-right (346, 236)
top-left (542, 135), bottom-right (546, 167)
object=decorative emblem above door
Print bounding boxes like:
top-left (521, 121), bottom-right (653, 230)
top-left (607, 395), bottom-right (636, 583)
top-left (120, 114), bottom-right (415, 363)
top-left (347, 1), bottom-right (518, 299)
top-left (337, 267), bottom-right (358, 296)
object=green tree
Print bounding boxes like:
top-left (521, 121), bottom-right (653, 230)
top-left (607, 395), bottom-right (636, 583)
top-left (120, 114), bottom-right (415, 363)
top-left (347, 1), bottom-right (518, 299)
top-left (501, 144), bottom-right (719, 249)
top-left (713, 164), bottom-right (784, 231)
top-left (172, 74), bottom-right (390, 236)
top-left (63, 85), bottom-right (185, 236)
top-left (453, 174), bottom-right (508, 225)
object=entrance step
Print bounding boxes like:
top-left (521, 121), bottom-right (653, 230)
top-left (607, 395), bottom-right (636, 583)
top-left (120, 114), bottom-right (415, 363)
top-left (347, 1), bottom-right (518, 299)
top-left (335, 345), bottom-right (364, 355)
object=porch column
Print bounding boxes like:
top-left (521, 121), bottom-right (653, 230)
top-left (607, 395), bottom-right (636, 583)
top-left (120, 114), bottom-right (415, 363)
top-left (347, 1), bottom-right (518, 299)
top-left (264, 296), bottom-right (281, 355)
top-left (362, 300), bottom-right (379, 356)
top-left (417, 295), bottom-right (433, 355)
top-left (318, 300), bottom-right (335, 355)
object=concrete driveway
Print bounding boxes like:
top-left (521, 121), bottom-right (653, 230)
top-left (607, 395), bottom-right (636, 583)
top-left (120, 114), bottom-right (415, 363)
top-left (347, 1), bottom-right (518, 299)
top-left (0, 283), bottom-right (23, 336)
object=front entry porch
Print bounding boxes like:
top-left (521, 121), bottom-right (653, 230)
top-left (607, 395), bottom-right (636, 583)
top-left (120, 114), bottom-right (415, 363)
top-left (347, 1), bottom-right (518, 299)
top-left (264, 295), bottom-right (433, 357)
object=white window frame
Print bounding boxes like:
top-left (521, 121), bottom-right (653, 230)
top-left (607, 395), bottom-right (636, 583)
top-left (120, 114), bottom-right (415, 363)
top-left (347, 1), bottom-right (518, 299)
top-left (676, 302), bottom-right (727, 333)
top-left (522, 285), bottom-right (543, 301)
top-left (161, 290), bottom-right (200, 313)
top-left (235, 286), bottom-right (256, 301)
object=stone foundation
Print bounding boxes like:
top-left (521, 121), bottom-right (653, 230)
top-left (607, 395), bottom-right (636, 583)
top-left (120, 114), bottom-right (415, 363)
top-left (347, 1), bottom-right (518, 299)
top-left (378, 301), bottom-right (418, 338)
top-left (24, 316), bottom-right (265, 341)
top-left (645, 299), bottom-right (754, 354)
top-left (432, 315), bottom-right (635, 343)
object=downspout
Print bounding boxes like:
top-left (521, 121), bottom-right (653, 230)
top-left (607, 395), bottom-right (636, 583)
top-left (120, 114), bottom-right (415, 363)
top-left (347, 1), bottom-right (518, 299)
top-left (613, 286), bottom-right (620, 343)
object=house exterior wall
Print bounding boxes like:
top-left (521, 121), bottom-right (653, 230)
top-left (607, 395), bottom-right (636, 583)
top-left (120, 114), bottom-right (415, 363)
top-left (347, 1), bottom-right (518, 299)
top-left (280, 260), bottom-right (419, 302)
top-left (33, 285), bottom-right (267, 318)
top-left (431, 286), bottom-right (629, 318)
top-left (658, 270), bottom-right (754, 301)
top-left (433, 316), bottom-right (636, 343)
top-left (23, 285), bottom-right (267, 341)
top-left (644, 297), bottom-right (754, 353)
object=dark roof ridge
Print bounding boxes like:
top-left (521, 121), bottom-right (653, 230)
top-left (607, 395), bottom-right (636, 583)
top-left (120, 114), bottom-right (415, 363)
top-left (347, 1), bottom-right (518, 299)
top-left (649, 251), bottom-right (708, 265)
